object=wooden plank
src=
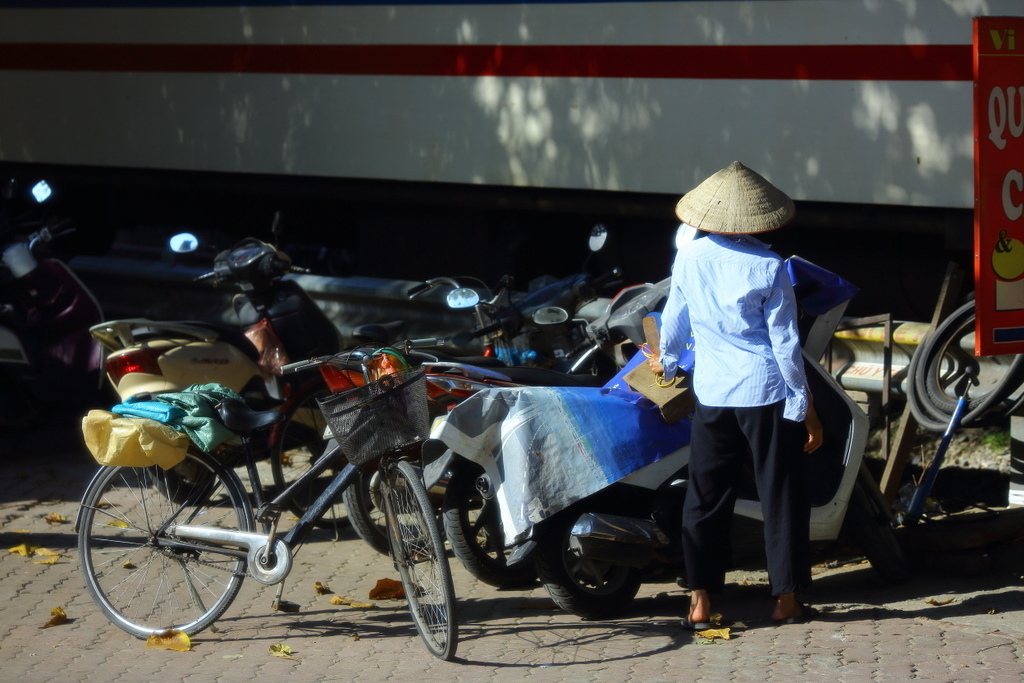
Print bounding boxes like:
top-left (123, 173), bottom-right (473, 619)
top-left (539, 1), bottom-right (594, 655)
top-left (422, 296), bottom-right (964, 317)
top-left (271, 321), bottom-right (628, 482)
top-left (897, 506), bottom-right (1024, 551)
top-left (879, 262), bottom-right (964, 504)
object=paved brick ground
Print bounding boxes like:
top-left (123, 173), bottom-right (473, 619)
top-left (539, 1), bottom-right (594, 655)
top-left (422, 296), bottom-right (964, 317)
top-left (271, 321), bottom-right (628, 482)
top-left (2, 419), bottom-right (1023, 682)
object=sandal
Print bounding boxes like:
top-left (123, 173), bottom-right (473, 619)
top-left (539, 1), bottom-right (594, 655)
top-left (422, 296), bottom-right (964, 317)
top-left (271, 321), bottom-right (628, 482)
top-left (772, 602), bottom-right (819, 626)
top-left (680, 618), bottom-right (714, 631)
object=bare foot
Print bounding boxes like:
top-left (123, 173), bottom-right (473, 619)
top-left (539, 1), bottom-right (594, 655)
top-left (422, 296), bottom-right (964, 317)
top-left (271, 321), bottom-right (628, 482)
top-left (771, 592), bottom-right (800, 622)
top-left (687, 589), bottom-right (712, 625)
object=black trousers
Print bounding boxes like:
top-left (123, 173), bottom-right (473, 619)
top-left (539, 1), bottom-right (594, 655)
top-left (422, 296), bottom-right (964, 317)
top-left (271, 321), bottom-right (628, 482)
top-left (681, 400), bottom-right (811, 597)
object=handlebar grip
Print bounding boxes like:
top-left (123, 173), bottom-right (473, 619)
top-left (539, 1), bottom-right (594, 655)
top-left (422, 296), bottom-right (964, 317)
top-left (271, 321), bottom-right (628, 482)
top-left (406, 338), bottom-right (446, 349)
top-left (280, 354), bottom-right (344, 374)
top-left (593, 267), bottom-right (623, 289)
top-left (406, 282), bottom-right (431, 298)
top-left (279, 359), bottom-right (320, 374)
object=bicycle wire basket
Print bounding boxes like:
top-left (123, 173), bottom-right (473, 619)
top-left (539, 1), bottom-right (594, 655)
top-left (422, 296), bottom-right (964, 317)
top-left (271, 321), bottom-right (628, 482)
top-left (316, 367), bottom-right (429, 466)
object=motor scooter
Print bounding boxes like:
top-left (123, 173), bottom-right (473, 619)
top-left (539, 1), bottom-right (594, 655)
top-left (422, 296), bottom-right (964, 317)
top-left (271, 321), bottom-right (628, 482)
top-left (425, 257), bottom-right (910, 614)
top-left (88, 217), bottom-right (345, 523)
top-left (408, 223), bottom-right (623, 377)
top-left (1, 178), bottom-right (104, 430)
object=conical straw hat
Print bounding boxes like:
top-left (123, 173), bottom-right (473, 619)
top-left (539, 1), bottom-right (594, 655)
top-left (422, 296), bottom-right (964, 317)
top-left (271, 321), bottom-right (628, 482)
top-left (674, 161), bottom-right (795, 234)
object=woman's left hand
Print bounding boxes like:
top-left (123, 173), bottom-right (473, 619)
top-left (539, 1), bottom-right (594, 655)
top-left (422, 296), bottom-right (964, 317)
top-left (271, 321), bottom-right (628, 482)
top-left (803, 401), bottom-right (823, 453)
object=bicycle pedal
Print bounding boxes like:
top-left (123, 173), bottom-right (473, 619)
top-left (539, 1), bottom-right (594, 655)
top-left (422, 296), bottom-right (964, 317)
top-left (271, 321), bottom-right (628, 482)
top-left (256, 503), bottom-right (284, 525)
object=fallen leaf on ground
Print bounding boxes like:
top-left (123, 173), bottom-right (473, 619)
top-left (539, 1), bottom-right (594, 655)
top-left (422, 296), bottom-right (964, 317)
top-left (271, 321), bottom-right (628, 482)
top-left (368, 578), bottom-right (404, 600)
top-left (695, 627), bottom-right (731, 641)
top-left (329, 595), bottom-right (373, 609)
top-left (269, 644), bottom-right (298, 660)
top-left (44, 513), bottom-right (68, 525)
top-left (926, 597), bottom-right (955, 606)
top-left (105, 520), bottom-right (129, 528)
top-left (8, 543), bottom-right (40, 557)
top-left (123, 561), bottom-right (136, 569)
top-left (145, 630), bottom-right (192, 651)
top-left (33, 549), bottom-right (61, 565)
top-left (39, 607), bottom-right (67, 629)
top-left (314, 581), bottom-right (331, 595)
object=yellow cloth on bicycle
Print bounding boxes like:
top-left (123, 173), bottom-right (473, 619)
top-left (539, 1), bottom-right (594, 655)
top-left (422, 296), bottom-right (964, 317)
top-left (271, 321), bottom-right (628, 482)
top-left (82, 410), bottom-right (189, 469)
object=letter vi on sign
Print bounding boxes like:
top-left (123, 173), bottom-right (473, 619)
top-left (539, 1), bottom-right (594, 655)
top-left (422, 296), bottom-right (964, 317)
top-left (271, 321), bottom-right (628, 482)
top-left (989, 29), bottom-right (1017, 51)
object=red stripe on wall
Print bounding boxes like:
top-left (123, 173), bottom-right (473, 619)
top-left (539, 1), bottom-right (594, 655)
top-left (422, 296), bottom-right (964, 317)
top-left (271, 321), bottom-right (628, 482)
top-left (0, 43), bottom-right (973, 81)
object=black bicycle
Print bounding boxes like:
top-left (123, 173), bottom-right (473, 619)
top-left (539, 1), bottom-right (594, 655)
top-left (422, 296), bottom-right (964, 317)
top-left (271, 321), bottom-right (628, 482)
top-left (76, 346), bottom-right (459, 660)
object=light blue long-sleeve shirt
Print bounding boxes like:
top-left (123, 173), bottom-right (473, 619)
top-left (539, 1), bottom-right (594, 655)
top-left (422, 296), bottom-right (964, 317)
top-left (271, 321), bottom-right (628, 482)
top-left (658, 232), bottom-right (809, 422)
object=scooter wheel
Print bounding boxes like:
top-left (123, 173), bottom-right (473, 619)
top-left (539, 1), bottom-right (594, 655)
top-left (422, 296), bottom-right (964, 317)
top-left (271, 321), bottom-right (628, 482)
top-left (533, 509), bottom-right (643, 619)
top-left (341, 460), bottom-right (390, 555)
top-left (843, 472), bottom-right (911, 585)
top-left (442, 464), bottom-right (537, 589)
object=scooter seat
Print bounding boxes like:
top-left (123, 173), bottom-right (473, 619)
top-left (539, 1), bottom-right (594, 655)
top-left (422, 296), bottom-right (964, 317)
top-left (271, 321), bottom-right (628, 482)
top-left (499, 366), bottom-right (607, 387)
top-left (352, 320), bottom-right (407, 345)
top-left (215, 397), bottom-right (285, 435)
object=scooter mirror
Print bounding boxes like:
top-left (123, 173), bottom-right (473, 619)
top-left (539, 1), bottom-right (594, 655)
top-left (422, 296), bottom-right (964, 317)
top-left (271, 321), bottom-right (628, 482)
top-left (30, 180), bottom-right (52, 203)
top-left (446, 287), bottom-right (480, 309)
top-left (533, 306), bottom-right (569, 325)
top-left (588, 224), bottom-right (608, 252)
top-left (169, 232), bottom-right (200, 254)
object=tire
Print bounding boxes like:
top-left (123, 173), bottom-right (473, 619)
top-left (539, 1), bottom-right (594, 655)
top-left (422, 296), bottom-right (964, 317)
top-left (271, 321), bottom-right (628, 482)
top-left (533, 509), bottom-right (643, 619)
top-left (341, 461), bottom-right (390, 554)
top-left (911, 300), bottom-right (1024, 430)
top-left (77, 450), bottom-right (253, 638)
top-left (843, 471), bottom-right (911, 585)
top-left (381, 459), bottom-right (459, 661)
top-left (442, 464), bottom-right (537, 588)
top-left (270, 384), bottom-right (348, 527)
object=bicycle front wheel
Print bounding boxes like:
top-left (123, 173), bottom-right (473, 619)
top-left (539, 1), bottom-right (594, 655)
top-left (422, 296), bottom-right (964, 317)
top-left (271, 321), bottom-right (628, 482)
top-left (78, 450), bottom-right (254, 638)
top-left (381, 459), bottom-right (459, 661)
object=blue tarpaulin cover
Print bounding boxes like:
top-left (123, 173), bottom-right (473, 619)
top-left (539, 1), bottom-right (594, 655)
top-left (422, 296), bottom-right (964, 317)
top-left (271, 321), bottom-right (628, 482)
top-left (430, 385), bottom-right (691, 544)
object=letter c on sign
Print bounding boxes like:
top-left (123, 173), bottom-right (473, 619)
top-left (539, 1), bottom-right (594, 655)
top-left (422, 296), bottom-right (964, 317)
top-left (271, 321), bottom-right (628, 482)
top-left (1004, 170), bottom-right (1024, 221)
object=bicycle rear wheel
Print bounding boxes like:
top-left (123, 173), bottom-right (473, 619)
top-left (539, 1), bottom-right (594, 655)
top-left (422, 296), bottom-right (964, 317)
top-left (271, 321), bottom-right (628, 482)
top-left (78, 450), bottom-right (253, 638)
top-left (381, 458), bottom-right (458, 661)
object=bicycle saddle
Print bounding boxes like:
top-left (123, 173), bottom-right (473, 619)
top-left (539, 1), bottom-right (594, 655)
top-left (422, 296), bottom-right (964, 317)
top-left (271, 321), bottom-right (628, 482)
top-left (216, 397), bottom-right (285, 434)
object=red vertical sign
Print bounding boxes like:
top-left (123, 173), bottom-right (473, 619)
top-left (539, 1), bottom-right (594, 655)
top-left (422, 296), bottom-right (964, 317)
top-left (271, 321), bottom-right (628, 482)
top-left (975, 17), bottom-right (1024, 356)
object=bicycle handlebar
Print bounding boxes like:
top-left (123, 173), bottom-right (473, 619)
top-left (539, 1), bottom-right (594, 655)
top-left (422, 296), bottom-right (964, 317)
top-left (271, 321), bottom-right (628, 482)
top-left (279, 338), bottom-right (446, 375)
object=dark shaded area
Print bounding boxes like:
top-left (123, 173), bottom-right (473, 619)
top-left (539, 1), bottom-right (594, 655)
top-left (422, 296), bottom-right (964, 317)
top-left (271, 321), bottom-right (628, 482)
top-left (1, 161), bottom-right (974, 322)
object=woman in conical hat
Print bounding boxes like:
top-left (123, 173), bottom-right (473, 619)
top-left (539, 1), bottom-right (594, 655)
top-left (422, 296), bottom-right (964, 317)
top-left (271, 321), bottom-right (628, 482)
top-left (651, 161), bottom-right (823, 629)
